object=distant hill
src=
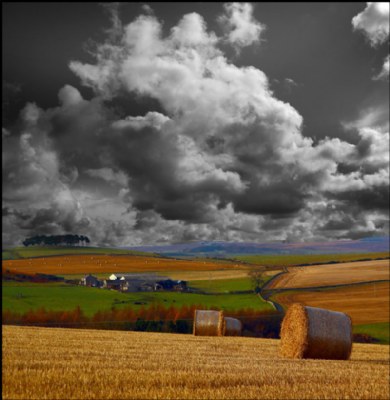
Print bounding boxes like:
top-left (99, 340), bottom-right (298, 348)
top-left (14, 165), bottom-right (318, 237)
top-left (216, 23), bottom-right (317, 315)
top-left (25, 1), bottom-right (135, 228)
top-left (124, 236), bottom-right (390, 258)
top-left (2, 246), bottom-right (157, 260)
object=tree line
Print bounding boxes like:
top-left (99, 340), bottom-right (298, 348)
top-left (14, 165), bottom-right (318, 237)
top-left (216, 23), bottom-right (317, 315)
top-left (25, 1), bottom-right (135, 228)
top-left (2, 304), bottom-right (282, 337)
top-left (22, 234), bottom-right (90, 247)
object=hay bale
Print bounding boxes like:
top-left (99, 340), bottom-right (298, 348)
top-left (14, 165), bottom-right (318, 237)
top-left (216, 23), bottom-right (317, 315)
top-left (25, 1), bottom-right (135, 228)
top-left (280, 303), bottom-right (352, 360)
top-left (193, 310), bottom-right (225, 336)
top-left (223, 317), bottom-right (242, 336)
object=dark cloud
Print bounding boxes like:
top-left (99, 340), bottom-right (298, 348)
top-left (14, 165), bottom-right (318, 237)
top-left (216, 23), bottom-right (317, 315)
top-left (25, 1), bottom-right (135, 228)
top-left (329, 185), bottom-right (390, 212)
top-left (234, 182), bottom-right (305, 215)
top-left (2, 3), bottom-right (389, 247)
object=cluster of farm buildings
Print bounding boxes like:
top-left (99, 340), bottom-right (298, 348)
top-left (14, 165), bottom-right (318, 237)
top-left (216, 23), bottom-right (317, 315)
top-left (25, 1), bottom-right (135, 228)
top-left (80, 273), bottom-right (188, 293)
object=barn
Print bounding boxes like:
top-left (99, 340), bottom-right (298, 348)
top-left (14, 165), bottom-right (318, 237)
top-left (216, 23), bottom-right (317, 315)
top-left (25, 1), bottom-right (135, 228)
top-left (80, 274), bottom-right (100, 287)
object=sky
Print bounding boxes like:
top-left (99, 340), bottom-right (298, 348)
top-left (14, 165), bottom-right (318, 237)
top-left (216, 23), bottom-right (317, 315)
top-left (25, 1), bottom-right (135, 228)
top-left (2, 2), bottom-right (389, 247)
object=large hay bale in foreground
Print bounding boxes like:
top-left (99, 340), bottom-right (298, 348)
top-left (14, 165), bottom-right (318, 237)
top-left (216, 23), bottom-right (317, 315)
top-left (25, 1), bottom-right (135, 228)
top-left (223, 317), bottom-right (242, 336)
top-left (193, 310), bottom-right (225, 336)
top-left (280, 303), bottom-right (352, 360)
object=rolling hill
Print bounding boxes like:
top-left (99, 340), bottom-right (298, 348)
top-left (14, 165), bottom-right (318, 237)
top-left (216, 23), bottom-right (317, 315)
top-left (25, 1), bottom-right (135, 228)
top-left (124, 236), bottom-right (390, 257)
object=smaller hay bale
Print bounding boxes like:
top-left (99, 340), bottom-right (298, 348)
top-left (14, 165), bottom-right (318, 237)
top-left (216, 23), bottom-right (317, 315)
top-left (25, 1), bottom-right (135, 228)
top-left (223, 317), bottom-right (242, 336)
top-left (193, 310), bottom-right (224, 336)
top-left (280, 303), bottom-right (352, 360)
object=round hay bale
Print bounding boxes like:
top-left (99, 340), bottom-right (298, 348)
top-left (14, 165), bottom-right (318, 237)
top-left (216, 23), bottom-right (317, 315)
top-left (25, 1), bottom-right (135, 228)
top-left (223, 317), bottom-right (242, 336)
top-left (280, 303), bottom-right (352, 360)
top-left (193, 310), bottom-right (225, 336)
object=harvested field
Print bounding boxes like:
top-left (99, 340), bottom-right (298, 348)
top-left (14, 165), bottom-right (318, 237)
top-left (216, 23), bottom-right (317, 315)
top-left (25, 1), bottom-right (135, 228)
top-left (234, 252), bottom-right (390, 267)
top-left (266, 260), bottom-right (389, 290)
top-left (273, 281), bottom-right (390, 325)
top-left (2, 255), bottom-right (248, 276)
top-left (168, 269), bottom-right (253, 281)
top-left (3, 325), bottom-right (389, 400)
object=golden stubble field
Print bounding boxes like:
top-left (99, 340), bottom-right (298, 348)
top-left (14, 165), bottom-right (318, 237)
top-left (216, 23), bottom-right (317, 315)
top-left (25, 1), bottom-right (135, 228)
top-left (273, 281), bottom-right (390, 324)
top-left (2, 254), bottom-right (249, 278)
top-left (3, 325), bottom-right (389, 400)
top-left (266, 260), bottom-right (390, 289)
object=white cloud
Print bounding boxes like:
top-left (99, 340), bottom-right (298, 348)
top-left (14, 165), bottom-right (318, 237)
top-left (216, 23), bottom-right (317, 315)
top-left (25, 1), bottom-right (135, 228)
top-left (112, 111), bottom-right (170, 130)
top-left (2, 103), bottom-right (61, 205)
top-left (343, 103), bottom-right (389, 132)
top-left (218, 2), bottom-right (265, 49)
top-left (58, 85), bottom-right (84, 106)
top-left (141, 4), bottom-right (153, 15)
top-left (374, 54), bottom-right (390, 80)
top-left (352, 2), bottom-right (389, 46)
top-left (171, 12), bottom-right (217, 47)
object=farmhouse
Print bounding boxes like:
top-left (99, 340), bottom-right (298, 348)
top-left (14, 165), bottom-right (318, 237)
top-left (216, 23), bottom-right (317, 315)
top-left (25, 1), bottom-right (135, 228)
top-left (121, 279), bottom-right (154, 292)
top-left (103, 279), bottom-right (122, 290)
top-left (101, 273), bottom-right (188, 293)
top-left (80, 274), bottom-right (100, 287)
top-left (155, 279), bottom-right (187, 292)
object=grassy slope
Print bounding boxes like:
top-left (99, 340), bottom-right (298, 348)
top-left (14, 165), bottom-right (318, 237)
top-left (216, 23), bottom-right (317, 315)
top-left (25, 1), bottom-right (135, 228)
top-left (2, 246), bottom-right (154, 260)
top-left (233, 252), bottom-right (389, 267)
top-left (191, 273), bottom-right (278, 293)
top-left (2, 281), bottom-right (273, 316)
top-left (190, 277), bottom-right (253, 293)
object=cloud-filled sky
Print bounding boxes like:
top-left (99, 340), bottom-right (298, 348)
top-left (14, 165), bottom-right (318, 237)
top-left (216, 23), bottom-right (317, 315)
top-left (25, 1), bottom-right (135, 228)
top-left (2, 2), bottom-right (389, 247)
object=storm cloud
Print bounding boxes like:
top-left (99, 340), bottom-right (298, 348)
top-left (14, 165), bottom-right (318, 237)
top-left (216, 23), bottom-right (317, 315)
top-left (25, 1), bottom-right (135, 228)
top-left (2, 3), bottom-right (389, 246)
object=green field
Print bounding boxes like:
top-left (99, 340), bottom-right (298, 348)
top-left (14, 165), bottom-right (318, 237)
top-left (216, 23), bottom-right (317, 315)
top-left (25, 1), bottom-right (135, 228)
top-left (2, 281), bottom-right (273, 317)
top-left (233, 252), bottom-right (389, 267)
top-left (191, 277), bottom-right (253, 293)
top-left (1, 246), bottom-right (155, 260)
top-left (190, 275), bottom-right (277, 293)
top-left (353, 322), bottom-right (390, 345)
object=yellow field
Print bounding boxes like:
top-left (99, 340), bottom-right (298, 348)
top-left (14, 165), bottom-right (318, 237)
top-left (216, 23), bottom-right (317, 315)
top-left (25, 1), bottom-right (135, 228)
top-left (3, 325), bottom-right (389, 399)
top-left (273, 281), bottom-right (389, 324)
top-left (267, 260), bottom-right (389, 289)
top-left (167, 269), bottom-right (255, 281)
top-left (2, 254), bottom-right (248, 277)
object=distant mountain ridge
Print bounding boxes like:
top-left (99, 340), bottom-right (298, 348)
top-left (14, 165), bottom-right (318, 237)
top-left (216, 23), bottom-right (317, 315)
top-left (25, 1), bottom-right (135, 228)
top-left (124, 236), bottom-right (390, 258)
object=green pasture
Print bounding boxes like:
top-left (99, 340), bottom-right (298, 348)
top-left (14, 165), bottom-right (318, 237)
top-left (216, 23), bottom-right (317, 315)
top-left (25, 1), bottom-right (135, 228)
top-left (2, 250), bottom-right (19, 260)
top-left (2, 281), bottom-right (273, 317)
top-left (190, 274), bottom-right (278, 293)
top-left (190, 277), bottom-right (253, 293)
top-left (233, 252), bottom-right (389, 267)
top-left (353, 322), bottom-right (389, 344)
top-left (2, 246), bottom-right (155, 260)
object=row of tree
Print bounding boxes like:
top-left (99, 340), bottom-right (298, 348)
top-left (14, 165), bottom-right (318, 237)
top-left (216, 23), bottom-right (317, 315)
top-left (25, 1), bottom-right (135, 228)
top-left (22, 234), bottom-right (90, 247)
top-left (2, 304), bottom-right (282, 337)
